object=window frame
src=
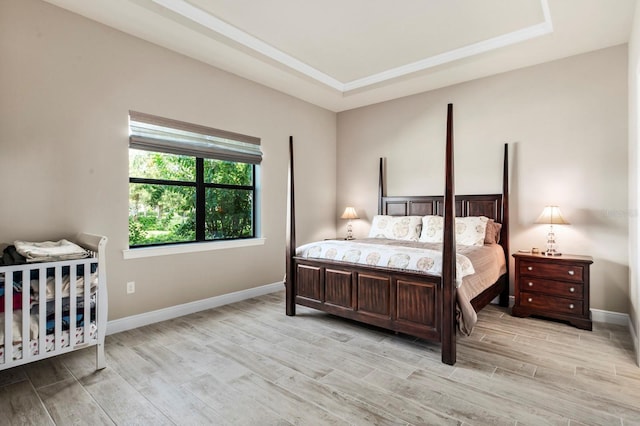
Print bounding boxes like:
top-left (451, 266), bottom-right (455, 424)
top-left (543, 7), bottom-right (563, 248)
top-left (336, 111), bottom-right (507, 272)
top-left (128, 111), bottom-right (261, 249)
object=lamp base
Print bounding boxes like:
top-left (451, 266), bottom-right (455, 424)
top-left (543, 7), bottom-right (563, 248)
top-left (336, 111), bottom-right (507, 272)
top-left (346, 221), bottom-right (354, 241)
top-left (542, 251), bottom-right (562, 256)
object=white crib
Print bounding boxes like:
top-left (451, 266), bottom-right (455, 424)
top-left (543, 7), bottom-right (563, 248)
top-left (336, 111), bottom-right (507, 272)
top-left (0, 233), bottom-right (107, 371)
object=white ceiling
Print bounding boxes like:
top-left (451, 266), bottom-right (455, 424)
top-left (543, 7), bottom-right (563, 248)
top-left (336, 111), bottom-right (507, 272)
top-left (43, 0), bottom-right (635, 112)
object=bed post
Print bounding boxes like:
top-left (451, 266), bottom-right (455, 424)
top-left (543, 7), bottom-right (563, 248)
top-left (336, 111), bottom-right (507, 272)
top-left (378, 158), bottom-right (384, 214)
top-left (442, 103), bottom-right (457, 365)
top-left (285, 136), bottom-right (296, 316)
top-left (499, 143), bottom-right (510, 307)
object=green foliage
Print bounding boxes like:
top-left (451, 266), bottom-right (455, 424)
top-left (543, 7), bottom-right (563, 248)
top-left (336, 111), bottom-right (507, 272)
top-left (128, 217), bottom-right (147, 246)
top-left (205, 188), bottom-right (253, 239)
top-left (130, 149), bottom-right (195, 181)
top-left (129, 150), bottom-right (253, 246)
top-left (204, 159), bottom-right (252, 185)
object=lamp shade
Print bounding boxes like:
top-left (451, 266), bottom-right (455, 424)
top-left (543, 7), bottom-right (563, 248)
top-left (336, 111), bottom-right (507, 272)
top-left (535, 206), bottom-right (569, 225)
top-left (340, 207), bottom-right (359, 220)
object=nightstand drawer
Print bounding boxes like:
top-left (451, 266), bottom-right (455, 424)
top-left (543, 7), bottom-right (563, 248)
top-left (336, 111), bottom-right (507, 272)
top-left (519, 261), bottom-right (584, 283)
top-left (519, 278), bottom-right (583, 299)
top-left (520, 292), bottom-right (583, 315)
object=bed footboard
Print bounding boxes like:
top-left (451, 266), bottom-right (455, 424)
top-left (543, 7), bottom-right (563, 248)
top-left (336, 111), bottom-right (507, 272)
top-left (294, 259), bottom-right (442, 341)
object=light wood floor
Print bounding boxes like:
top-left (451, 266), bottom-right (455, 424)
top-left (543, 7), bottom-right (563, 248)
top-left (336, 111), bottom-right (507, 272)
top-left (0, 290), bottom-right (637, 425)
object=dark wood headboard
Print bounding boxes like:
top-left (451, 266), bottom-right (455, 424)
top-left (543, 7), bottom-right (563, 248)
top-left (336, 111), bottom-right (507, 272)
top-left (377, 142), bottom-right (509, 259)
top-left (381, 194), bottom-right (504, 223)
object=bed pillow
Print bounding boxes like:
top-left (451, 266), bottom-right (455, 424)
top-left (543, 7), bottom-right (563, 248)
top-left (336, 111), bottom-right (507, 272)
top-left (419, 215), bottom-right (444, 243)
top-left (456, 216), bottom-right (489, 246)
top-left (484, 219), bottom-right (502, 244)
top-left (419, 215), bottom-right (490, 246)
top-left (368, 215), bottom-right (422, 241)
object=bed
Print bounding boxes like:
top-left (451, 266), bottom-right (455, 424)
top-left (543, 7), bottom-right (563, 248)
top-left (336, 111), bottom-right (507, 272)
top-left (0, 233), bottom-right (107, 371)
top-left (285, 104), bottom-right (509, 365)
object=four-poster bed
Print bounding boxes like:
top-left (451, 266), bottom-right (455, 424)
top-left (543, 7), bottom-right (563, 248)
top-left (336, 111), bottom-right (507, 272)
top-left (285, 104), bottom-right (510, 365)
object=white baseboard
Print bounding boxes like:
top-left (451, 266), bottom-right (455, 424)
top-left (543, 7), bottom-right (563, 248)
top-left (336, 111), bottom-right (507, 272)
top-left (629, 316), bottom-right (639, 365)
top-left (590, 308), bottom-right (630, 326)
top-left (106, 281), bottom-right (283, 335)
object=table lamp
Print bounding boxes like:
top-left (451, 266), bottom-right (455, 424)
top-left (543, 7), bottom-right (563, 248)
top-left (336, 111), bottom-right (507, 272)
top-left (535, 205), bottom-right (569, 256)
top-left (340, 207), bottom-right (359, 240)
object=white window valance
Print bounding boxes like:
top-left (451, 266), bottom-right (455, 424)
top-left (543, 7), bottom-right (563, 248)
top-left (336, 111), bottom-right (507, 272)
top-left (129, 111), bottom-right (262, 164)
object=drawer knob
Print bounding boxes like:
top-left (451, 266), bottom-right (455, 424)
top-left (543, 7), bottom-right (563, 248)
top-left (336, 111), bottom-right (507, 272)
top-left (568, 270), bottom-right (575, 276)
top-left (527, 266), bottom-right (533, 271)
top-left (569, 287), bottom-right (575, 293)
top-left (569, 304), bottom-right (575, 309)
top-left (528, 282), bottom-right (533, 287)
top-left (527, 298), bottom-right (533, 303)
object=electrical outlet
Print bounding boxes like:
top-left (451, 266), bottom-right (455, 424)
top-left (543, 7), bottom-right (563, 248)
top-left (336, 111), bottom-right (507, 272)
top-left (126, 281), bottom-right (135, 294)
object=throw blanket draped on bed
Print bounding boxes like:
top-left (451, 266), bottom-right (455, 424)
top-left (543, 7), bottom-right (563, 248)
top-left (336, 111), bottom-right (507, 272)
top-left (296, 238), bottom-right (506, 335)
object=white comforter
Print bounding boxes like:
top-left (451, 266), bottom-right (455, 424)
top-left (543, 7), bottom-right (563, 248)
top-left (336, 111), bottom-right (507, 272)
top-left (296, 238), bottom-right (475, 287)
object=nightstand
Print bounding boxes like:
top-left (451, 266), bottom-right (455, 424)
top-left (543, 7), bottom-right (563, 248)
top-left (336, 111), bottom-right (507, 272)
top-left (512, 253), bottom-right (593, 330)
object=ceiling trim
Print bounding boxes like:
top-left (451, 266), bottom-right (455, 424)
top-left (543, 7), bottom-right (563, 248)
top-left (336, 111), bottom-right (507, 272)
top-left (152, 0), bottom-right (345, 90)
top-left (152, 0), bottom-right (553, 93)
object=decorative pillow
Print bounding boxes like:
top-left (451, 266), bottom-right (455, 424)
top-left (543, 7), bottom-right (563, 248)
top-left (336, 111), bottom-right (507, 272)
top-left (368, 215), bottom-right (422, 241)
top-left (419, 215), bottom-right (490, 246)
top-left (455, 216), bottom-right (489, 246)
top-left (484, 219), bottom-right (502, 244)
top-left (419, 215), bottom-right (444, 243)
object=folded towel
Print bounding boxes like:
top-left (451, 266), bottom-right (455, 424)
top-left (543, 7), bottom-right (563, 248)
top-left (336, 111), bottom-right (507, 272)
top-left (14, 240), bottom-right (89, 263)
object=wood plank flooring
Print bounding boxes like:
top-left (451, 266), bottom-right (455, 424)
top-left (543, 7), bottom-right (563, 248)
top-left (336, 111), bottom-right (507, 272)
top-left (0, 290), bottom-right (637, 425)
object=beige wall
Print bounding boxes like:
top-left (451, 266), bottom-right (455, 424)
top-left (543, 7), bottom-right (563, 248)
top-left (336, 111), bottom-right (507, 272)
top-left (629, 0), bottom-right (640, 364)
top-left (337, 46), bottom-right (629, 314)
top-left (0, 0), bottom-right (337, 320)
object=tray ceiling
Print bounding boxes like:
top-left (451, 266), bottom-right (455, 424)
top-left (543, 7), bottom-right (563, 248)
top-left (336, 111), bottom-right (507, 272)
top-left (42, 0), bottom-right (635, 111)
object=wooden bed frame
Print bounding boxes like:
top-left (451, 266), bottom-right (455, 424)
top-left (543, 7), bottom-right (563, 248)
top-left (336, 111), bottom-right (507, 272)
top-left (285, 104), bottom-right (509, 365)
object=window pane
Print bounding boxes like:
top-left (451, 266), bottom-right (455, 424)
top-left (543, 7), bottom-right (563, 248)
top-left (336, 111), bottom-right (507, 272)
top-left (129, 149), bottom-right (196, 181)
top-left (203, 159), bottom-right (252, 185)
top-left (129, 183), bottom-right (196, 245)
top-left (205, 188), bottom-right (253, 240)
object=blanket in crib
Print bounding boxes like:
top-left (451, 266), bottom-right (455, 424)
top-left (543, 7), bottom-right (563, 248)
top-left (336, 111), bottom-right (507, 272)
top-left (0, 264), bottom-right (97, 312)
top-left (0, 295), bottom-right (96, 344)
top-left (13, 239), bottom-right (89, 263)
top-left (0, 323), bottom-right (97, 364)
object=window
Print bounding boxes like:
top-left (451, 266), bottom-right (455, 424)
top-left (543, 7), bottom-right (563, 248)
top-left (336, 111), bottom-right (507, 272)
top-left (128, 111), bottom-right (261, 247)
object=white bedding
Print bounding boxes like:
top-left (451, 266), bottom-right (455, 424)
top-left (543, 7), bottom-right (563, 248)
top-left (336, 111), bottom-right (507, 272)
top-left (296, 238), bottom-right (476, 287)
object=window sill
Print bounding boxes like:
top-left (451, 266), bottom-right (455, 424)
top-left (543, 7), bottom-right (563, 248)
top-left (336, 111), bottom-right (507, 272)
top-left (122, 238), bottom-right (266, 260)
